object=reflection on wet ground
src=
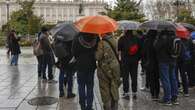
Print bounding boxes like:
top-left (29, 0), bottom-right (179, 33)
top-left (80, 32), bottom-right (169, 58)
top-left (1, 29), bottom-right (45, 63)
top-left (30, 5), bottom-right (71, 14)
top-left (0, 47), bottom-right (195, 110)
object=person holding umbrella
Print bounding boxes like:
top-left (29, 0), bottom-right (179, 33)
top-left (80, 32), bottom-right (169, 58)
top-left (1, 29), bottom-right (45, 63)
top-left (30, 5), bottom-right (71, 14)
top-left (73, 15), bottom-right (118, 110)
top-left (72, 33), bottom-right (98, 110)
top-left (190, 32), bottom-right (195, 87)
top-left (118, 30), bottom-right (142, 100)
top-left (50, 23), bottom-right (78, 98)
top-left (175, 25), bottom-right (191, 97)
top-left (142, 30), bottom-right (160, 100)
top-left (154, 30), bottom-right (179, 105)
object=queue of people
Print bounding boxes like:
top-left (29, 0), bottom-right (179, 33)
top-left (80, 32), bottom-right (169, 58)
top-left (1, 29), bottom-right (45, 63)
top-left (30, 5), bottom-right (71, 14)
top-left (33, 26), bottom-right (195, 110)
top-left (7, 18), bottom-right (195, 110)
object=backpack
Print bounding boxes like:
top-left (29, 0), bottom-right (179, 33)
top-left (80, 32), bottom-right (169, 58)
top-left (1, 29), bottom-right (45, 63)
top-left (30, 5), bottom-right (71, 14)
top-left (181, 41), bottom-right (191, 61)
top-left (33, 39), bottom-right (43, 56)
top-left (169, 37), bottom-right (182, 59)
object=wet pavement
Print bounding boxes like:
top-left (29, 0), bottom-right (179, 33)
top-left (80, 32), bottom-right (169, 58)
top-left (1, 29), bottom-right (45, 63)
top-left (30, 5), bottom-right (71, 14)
top-left (0, 47), bottom-right (195, 110)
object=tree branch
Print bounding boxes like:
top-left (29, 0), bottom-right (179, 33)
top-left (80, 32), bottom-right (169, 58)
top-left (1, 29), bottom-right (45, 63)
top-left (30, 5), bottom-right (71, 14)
top-left (135, 0), bottom-right (143, 6)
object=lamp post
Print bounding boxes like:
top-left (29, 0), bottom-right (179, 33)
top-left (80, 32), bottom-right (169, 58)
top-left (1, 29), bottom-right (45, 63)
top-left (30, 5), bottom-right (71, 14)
top-left (6, 0), bottom-right (10, 33)
top-left (176, 0), bottom-right (179, 21)
top-left (6, 0), bottom-right (10, 23)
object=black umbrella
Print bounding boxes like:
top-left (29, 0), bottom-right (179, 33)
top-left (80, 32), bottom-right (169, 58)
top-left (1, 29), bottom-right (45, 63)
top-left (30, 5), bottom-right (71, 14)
top-left (50, 23), bottom-right (79, 41)
top-left (179, 23), bottom-right (195, 31)
top-left (140, 20), bottom-right (176, 31)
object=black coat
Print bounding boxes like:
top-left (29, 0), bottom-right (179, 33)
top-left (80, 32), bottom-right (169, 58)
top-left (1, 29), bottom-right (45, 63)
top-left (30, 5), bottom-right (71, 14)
top-left (72, 34), bottom-right (98, 72)
top-left (10, 35), bottom-right (21, 55)
top-left (142, 37), bottom-right (158, 71)
top-left (154, 34), bottom-right (175, 63)
top-left (118, 35), bottom-right (142, 64)
top-left (190, 40), bottom-right (195, 65)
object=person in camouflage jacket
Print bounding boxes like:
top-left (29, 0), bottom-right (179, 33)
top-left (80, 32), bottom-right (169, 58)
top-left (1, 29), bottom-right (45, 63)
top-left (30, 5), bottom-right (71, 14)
top-left (96, 34), bottom-right (121, 110)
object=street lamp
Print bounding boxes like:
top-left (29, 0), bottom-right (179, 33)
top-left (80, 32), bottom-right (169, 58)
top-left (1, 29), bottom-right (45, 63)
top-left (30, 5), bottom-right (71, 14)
top-left (6, 0), bottom-right (10, 22)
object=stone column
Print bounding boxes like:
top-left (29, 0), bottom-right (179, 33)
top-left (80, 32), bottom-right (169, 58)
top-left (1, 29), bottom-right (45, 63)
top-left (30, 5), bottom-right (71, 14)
top-left (44, 6), bottom-right (46, 21)
top-left (61, 5), bottom-right (63, 21)
top-left (56, 5), bottom-right (58, 23)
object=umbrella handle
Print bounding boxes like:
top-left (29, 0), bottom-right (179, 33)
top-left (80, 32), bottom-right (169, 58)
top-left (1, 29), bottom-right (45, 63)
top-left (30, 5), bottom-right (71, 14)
top-left (99, 34), bottom-right (103, 39)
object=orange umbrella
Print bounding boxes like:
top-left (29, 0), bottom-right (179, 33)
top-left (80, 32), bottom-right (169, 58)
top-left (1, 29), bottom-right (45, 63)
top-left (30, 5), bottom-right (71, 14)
top-left (74, 15), bottom-right (118, 36)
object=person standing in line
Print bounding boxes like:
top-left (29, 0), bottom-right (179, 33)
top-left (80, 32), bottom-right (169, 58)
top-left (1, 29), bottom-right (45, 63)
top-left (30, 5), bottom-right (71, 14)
top-left (176, 37), bottom-right (192, 97)
top-left (39, 27), bottom-right (55, 82)
top-left (35, 32), bottom-right (44, 78)
top-left (72, 33), bottom-right (98, 110)
top-left (190, 33), bottom-right (195, 87)
top-left (154, 30), bottom-right (179, 106)
top-left (96, 33), bottom-right (121, 110)
top-left (56, 40), bottom-right (76, 98)
top-left (9, 30), bottom-right (21, 66)
top-left (142, 30), bottom-right (160, 100)
top-left (118, 30), bottom-right (142, 100)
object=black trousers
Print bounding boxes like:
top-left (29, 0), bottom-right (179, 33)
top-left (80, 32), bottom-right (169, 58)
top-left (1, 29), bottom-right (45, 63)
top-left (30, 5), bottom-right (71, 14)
top-left (176, 62), bottom-right (189, 94)
top-left (122, 62), bottom-right (138, 93)
top-left (187, 62), bottom-right (195, 87)
top-left (36, 55), bottom-right (43, 77)
top-left (191, 58), bottom-right (195, 86)
top-left (147, 68), bottom-right (160, 97)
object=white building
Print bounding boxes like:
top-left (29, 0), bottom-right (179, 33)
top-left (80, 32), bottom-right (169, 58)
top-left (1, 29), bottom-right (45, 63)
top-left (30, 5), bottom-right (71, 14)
top-left (0, 0), bottom-right (106, 28)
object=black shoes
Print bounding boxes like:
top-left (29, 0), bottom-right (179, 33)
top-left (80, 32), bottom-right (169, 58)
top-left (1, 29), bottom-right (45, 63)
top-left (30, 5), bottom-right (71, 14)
top-left (59, 92), bottom-right (65, 97)
top-left (151, 96), bottom-right (159, 101)
top-left (159, 99), bottom-right (179, 106)
top-left (122, 93), bottom-right (130, 100)
top-left (159, 100), bottom-right (172, 106)
top-left (133, 94), bottom-right (137, 100)
top-left (67, 93), bottom-right (76, 99)
top-left (59, 92), bottom-right (76, 98)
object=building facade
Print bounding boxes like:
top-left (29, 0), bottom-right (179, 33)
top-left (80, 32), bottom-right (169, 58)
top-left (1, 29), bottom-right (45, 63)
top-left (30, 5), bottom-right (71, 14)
top-left (0, 0), bottom-right (106, 28)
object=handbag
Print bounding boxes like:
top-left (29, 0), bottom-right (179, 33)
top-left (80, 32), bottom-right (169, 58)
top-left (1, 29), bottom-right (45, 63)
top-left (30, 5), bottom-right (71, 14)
top-left (33, 40), bottom-right (44, 56)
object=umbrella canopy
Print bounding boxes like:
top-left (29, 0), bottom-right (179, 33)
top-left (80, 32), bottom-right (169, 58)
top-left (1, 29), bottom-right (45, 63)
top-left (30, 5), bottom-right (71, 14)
top-left (176, 24), bottom-right (190, 39)
top-left (179, 23), bottom-right (195, 32)
top-left (50, 23), bottom-right (79, 41)
top-left (140, 20), bottom-right (176, 31)
top-left (117, 20), bottom-right (140, 30)
top-left (74, 15), bottom-right (118, 35)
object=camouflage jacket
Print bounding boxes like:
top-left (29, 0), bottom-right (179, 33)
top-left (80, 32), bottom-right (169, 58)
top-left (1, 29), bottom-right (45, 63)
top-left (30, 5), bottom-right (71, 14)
top-left (96, 36), bottom-right (121, 102)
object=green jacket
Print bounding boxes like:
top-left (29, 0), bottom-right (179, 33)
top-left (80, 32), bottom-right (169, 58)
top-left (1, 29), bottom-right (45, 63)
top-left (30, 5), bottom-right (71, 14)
top-left (96, 36), bottom-right (121, 103)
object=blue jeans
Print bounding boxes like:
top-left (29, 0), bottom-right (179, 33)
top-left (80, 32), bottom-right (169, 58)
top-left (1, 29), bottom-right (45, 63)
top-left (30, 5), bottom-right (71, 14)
top-left (77, 70), bottom-right (95, 110)
top-left (11, 54), bottom-right (19, 65)
top-left (159, 62), bottom-right (178, 102)
top-left (42, 54), bottom-right (54, 80)
top-left (59, 68), bottom-right (73, 95)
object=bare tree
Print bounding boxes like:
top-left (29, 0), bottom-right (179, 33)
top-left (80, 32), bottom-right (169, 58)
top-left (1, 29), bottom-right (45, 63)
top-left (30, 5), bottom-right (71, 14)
top-left (144, 0), bottom-right (177, 20)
